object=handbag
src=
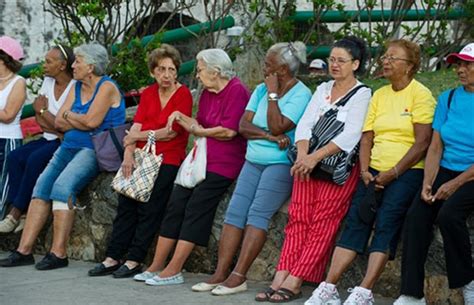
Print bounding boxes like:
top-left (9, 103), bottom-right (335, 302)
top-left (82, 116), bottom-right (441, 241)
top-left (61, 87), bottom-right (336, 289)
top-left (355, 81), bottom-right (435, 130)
top-left (288, 85), bottom-right (368, 185)
top-left (175, 137), bottom-right (207, 188)
top-left (92, 123), bottom-right (131, 172)
top-left (111, 131), bottom-right (163, 202)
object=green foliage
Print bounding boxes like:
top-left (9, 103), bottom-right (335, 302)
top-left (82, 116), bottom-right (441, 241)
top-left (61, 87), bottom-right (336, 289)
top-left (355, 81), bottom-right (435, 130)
top-left (25, 64), bottom-right (44, 95)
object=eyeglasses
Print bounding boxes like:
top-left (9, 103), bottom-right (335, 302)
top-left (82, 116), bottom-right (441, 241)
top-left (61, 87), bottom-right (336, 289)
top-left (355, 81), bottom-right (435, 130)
top-left (380, 55), bottom-right (412, 63)
top-left (156, 66), bottom-right (177, 74)
top-left (327, 57), bottom-right (353, 65)
top-left (57, 44), bottom-right (68, 60)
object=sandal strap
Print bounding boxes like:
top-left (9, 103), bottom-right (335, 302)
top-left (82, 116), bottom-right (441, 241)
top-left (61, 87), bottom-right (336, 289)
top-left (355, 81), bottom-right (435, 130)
top-left (231, 271), bottom-right (246, 278)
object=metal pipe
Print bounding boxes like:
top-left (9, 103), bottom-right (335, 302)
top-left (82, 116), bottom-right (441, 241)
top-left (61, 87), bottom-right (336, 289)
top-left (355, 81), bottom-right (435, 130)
top-left (290, 8), bottom-right (466, 23)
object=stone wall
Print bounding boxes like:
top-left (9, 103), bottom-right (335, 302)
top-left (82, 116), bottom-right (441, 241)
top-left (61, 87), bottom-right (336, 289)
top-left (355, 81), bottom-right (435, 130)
top-left (0, 172), bottom-right (469, 304)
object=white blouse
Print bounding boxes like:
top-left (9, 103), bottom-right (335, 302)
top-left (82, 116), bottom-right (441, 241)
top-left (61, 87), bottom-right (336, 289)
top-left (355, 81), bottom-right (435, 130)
top-left (294, 80), bottom-right (372, 153)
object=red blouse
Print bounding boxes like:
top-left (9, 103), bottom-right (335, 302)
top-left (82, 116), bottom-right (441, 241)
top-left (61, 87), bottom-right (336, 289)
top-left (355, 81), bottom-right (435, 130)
top-left (133, 83), bottom-right (193, 166)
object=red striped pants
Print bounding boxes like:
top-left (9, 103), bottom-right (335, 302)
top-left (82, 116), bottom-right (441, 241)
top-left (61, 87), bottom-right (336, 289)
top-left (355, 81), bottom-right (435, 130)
top-left (276, 166), bottom-right (359, 283)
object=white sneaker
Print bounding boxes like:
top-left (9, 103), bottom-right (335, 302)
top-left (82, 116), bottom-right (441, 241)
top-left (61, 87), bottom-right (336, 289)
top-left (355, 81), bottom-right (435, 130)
top-left (0, 215), bottom-right (19, 233)
top-left (13, 215), bottom-right (26, 233)
top-left (393, 295), bottom-right (426, 305)
top-left (305, 282), bottom-right (341, 305)
top-left (343, 287), bottom-right (374, 305)
top-left (133, 271), bottom-right (158, 282)
top-left (463, 280), bottom-right (474, 305)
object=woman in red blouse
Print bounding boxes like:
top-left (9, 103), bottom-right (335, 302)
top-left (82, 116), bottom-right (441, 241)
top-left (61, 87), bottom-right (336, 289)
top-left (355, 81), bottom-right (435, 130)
top-left (87, 44), bottom-right (193, 278)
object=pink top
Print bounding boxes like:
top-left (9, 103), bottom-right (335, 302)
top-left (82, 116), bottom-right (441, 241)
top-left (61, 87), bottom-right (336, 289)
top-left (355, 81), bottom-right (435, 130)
top-left (196, 77), bottom-right (250, 179)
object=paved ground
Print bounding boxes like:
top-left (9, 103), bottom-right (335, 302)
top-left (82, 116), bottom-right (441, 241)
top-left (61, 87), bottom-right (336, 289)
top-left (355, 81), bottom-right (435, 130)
top-left (0, 252), bottom-right (395, 305)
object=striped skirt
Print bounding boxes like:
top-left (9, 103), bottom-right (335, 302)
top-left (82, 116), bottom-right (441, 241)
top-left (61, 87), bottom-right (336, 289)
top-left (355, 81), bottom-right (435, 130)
top-left (0, 138), bottom-right (22, 219)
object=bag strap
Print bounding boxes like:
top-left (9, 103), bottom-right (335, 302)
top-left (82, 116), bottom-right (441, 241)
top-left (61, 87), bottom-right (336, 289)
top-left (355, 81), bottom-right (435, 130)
top-left (109, 128), bottom-right (125, 161)
top-left (334, 84), bottom-right (369, 108)
top-left (447, 88), bottom-right (455, 109)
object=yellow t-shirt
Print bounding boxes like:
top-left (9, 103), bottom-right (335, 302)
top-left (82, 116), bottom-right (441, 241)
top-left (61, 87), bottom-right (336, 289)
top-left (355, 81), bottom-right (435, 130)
top-left (363, 79), bottom-right (436, 171)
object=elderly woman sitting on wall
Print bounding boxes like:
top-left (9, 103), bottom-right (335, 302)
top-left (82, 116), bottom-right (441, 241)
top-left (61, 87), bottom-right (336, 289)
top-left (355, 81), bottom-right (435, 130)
top-left (193, 41), bottom-right (312, 296)
top-left (131, 48), bottom-right (250, 285)
top-left (394, 43), bottom-right (474, 305)
top-left (0, 43), bottom-right (125, 270)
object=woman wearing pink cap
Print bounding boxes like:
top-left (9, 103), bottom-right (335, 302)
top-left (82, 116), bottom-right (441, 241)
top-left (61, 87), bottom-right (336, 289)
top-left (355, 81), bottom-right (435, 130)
top-left (0, 36), bottom-right (26, 219)
top-left (394, 42), bottom-right (474, 305)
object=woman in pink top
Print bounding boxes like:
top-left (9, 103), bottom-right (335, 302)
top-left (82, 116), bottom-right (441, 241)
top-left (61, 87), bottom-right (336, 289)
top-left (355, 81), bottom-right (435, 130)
top-left (134, 48), bottom-right (250, 285)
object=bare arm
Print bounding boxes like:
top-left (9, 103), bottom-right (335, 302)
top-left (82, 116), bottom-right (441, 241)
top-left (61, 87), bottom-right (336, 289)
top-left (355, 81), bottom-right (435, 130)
top-left (267, 100), bottom-right (296, 135)
top-left (0, 78), bottom-right (26, 123)
top-left (55, 89), bottom-right (75, 132)
top-left (239, 110), bottom-right (290, 148)
top-left (375, 123), bottom-right (432, 188)
top-left (359, 131), bottom-right (375, 186)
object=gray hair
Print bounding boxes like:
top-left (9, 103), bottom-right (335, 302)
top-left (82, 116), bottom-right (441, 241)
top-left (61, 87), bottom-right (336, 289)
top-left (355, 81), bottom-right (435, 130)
top-left (267, 41), bottom-right (307, 76)
top-left (74, 43), bottom-right (109, 76)
top-left (196, 48), bottom-right (235, 79)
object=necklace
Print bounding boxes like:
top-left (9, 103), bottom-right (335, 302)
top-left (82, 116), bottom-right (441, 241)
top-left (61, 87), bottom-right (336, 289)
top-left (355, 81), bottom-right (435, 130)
top-left (0, 72), bottom-right (13, 81)
top-left (278, 78), bottom-right (297, 97)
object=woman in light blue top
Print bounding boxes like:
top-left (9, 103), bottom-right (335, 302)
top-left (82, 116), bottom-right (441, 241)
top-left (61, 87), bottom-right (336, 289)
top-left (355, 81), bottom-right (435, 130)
top-left (193, 41), bottom-right (312, 295)
top-left (0, 43), bottom-right (125, 271)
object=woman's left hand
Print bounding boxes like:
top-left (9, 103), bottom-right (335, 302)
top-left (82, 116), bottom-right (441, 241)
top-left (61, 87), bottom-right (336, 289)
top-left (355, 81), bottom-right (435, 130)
top-left (292, 154), bottom-right (319, 181)
top-left (374, 169), bottom-right (397, 189)
top-left (264, 73), bottom-right (279, 94)
top-left (433, 178), bottom-right (461, 201)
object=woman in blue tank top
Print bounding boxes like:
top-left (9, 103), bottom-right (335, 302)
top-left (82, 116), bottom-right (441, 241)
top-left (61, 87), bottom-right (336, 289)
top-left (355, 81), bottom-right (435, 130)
top-left (0, 43), bottom-right (125, 270)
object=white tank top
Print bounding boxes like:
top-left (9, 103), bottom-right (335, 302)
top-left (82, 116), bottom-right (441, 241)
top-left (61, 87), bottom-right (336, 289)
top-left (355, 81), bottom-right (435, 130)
top-left (0, 75), bottom-right (24, 139)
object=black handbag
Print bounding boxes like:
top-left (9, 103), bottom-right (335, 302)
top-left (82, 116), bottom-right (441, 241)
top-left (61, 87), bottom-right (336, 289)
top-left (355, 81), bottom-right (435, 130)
top-left (288, 85), bottom-right (368, 185)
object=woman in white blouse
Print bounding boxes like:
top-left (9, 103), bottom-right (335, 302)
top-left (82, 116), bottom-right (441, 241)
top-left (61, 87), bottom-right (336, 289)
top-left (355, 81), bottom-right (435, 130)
top-left (255, 36), bottom-right (372, 302)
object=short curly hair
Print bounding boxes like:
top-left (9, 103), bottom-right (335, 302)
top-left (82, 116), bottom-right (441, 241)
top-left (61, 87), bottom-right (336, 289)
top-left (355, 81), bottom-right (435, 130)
top-left (148, 44), bottom-right (182, 73)
top-left (0, 50), bottom-right (22, 73)
top-left (386, 39), bottom-right (421, 78)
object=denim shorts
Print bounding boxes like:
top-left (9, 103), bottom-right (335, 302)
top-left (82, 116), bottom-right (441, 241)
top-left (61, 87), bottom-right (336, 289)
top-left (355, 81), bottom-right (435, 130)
top-left (32, 147), bottom-right (99, 206)
top-left (224, 161), bottom-right (293, 231)
top-left (336, 167), bottom-right (423, 258)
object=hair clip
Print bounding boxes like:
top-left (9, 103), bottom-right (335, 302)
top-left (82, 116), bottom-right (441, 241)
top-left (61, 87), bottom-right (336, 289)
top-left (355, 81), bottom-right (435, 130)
top-left (287, 42), bottom-right (296, 57)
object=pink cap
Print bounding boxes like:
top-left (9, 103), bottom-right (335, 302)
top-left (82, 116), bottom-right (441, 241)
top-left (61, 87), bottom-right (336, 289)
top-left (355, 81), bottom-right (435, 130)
top-left (0, 36), bottom-right (24, 61)
top-left (446, 42), bottom-right (474, 64)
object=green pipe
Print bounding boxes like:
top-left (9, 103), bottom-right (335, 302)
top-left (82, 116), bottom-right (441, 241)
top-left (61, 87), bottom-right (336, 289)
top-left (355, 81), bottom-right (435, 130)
top-left (290, 8), bottom-right (466, 23)
top-left (111, 16), bottom-right (235, 54)
top-left (306, 45), bottom-right (381, 59)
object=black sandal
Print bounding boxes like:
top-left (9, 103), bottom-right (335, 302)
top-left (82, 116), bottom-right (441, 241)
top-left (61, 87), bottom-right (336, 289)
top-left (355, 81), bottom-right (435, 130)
top-left (268, 288), bottom-right (302, 303)
top-left (255, 286), bottom-right (277, 302)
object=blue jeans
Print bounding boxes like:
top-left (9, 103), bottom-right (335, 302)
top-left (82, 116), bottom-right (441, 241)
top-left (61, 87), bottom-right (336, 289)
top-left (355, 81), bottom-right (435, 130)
top-left (337, 168), bottom-right (423, 258)
top-left (32, 147), bottom-right (99, 206)
top-left (224, 161), bottom-right (293, 231)
top-left (0, 138), bottom-right (22, 219)
top-left (7, 138), bottom-right (60, 212)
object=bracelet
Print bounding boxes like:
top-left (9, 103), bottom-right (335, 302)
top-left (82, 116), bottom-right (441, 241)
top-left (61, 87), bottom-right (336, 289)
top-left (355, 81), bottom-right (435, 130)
top-left (360, 169), bottom-right (369, 176)
top-left (62, 110), bottom-right (69, 120)
top-left (322, 146), bottom-right (330, 157)
top-left (392, 165), bottom-right (399, 179)
top-left (190, 124), bottom-right (196, 133)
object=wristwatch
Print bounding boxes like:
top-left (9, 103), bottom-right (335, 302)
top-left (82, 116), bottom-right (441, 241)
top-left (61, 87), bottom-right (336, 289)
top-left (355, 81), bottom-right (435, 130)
top-left (268, 92), bottom-right (279, 101)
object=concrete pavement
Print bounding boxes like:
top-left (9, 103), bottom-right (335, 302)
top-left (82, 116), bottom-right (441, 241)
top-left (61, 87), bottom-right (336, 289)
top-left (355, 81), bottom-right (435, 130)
top-left (0, 252), bottom-right (395, 305)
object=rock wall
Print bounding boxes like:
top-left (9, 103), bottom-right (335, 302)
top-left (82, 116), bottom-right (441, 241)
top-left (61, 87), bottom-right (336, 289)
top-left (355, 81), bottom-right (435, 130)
top-left (0, 172), bottom-right (469, 304)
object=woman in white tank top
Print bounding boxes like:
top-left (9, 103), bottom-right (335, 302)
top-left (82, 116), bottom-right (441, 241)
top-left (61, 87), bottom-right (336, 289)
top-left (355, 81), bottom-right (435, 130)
top-left (0, 36), bottom-right (26, 220)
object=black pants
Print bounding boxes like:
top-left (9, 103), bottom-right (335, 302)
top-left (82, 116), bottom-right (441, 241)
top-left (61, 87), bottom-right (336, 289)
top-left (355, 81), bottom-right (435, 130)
top-left (159, 171), bottom-right (233, 247)
top-left (401, 167), bottom-right (474, 298)
top-left (106, 164), bottom-right (179, 263)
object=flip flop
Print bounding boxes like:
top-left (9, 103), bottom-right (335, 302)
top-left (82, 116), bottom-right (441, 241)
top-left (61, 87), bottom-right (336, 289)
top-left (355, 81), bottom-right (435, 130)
top-left (255, 286), bottom-right (277, 302)
top-left (268, 288), bottom-right (302, 303)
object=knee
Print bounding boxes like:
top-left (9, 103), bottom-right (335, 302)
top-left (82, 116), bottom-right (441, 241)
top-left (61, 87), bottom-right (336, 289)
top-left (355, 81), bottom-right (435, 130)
top-left (224, 206), bottom-right (247, 229)
top-left (438, 203), bottom-right (459, 228)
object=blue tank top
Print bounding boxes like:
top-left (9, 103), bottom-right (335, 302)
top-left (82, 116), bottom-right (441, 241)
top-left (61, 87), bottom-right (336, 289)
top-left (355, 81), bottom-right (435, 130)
top-left (62, 76), bottom-right (126, 149)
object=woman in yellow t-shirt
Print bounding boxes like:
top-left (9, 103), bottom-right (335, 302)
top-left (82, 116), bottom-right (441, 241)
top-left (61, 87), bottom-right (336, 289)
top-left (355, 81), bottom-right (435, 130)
top-left (304, 39), bottom-right (436, 305)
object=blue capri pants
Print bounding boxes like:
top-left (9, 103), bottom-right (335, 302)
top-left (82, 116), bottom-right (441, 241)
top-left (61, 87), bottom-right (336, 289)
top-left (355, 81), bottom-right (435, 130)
top-left (32, 147), bottom-right (99, 206)
top-left (224, 160), bottom-right (293, 231)
top-left (337, 167), bottom-right (423, 258)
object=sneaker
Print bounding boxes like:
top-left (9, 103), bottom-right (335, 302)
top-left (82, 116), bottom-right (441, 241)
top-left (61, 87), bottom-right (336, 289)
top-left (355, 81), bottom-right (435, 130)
top-left (305, 281), bottom-right (341, 305)
top-left (0, 250), bottom-right (34, 267)
top-left (393, 295), bottom-right (426, 305)
top-left (343, 287), bottom-right (374, 305)
top-left (463, 280), bottom-right (474, 305)
top-left (35, 253), bottom-right (69, 270)
top-left (134, 271), bottom-right (158, 282)
top-left (0, 215), bottom-right (19, 233)
top-left (145, 273), bottom-right (184, 286)
top-left (13, 215), bottom-right (26, 233)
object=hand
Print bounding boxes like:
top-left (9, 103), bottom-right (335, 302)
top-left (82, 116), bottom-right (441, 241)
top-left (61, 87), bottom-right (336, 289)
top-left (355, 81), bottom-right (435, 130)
top-left (433, 178), bottom-right (461, 201)
top-left (264, 73), bottom-right (279, 94)
top-left (291, 154), bottom-right (319, 181)
top-left (123, 130), bottom-right (139, 147)
top-left (421, 183), bottom-right (434, 203)
top-left (268, 134), bottom-right (290, 150)
top-left (33, 95), bottom-right (48, 113)
top-left (166, 111), bottom-right (182, 132)
top-left (121, 150), bottom-right (135, 178)
top-left (361, 171), bottom-right (375, 187)
top-left (374, 169), bottom-right (396, 189)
